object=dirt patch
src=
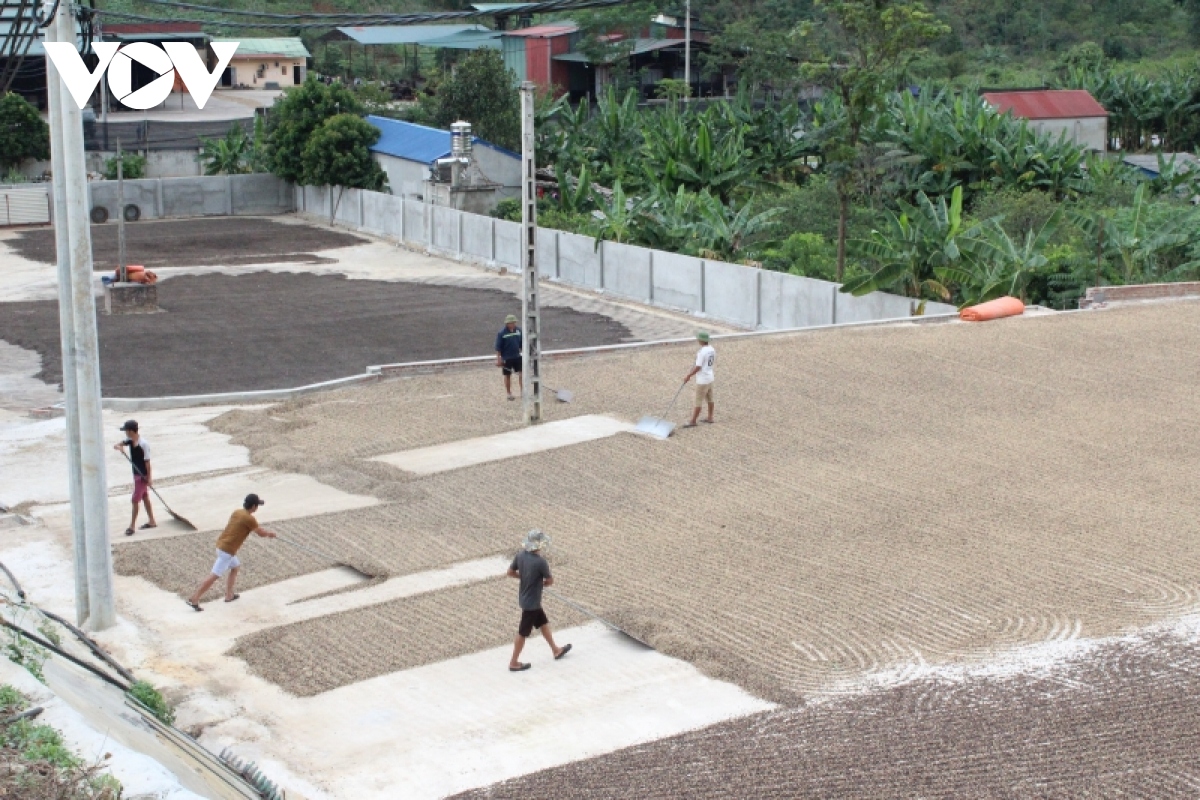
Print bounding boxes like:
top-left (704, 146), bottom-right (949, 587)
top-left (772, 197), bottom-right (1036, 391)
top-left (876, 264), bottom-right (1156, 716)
top-left (6, 217), bottom-right (366, 270)
top-left (130, 303), bottom-right (1200, 706)
top-left (451, 625), bottom-right (1200, 798)
top-left (0, 271), bottom-right (631, 397)
top-left (229, 577), bottom-right (588, 696)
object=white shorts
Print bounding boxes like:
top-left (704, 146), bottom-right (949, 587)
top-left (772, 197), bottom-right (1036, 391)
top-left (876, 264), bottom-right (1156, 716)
top-left (211, 549), bottom-right (241, 576)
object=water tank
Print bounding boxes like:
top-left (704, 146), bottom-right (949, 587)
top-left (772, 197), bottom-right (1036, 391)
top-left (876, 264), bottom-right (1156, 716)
top-left (450, 121), bottom-right (473, 159)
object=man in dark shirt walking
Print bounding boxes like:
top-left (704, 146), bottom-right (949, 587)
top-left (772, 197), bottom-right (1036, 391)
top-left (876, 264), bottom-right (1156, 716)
top-left (494, 314), bottom-right (523, 401)
top-left (507, 529), bottom-right (571, 672)
top-left (113, 420), bottom-right (156, 536)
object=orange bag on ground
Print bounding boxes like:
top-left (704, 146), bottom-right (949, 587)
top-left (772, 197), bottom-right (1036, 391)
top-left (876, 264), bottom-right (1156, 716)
top-left (116, 265), bottom-right (157, 284)
top-left (960, 296), bottom-right (1024, 322)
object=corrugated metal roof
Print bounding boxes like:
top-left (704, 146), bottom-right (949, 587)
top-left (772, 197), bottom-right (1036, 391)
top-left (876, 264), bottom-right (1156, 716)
top-left (471, 3), bottom-right (537, 11)
top-left (228, 37), bottom-right (311, 58)
top-left (367, 116), bottom-right (520, 164)
top-left (420, 29), bottom-right (503, 50)
top-left (982, 90), bottom-right (1108, 120)
top-left (553, 38), bottom-right (681, 63)
top-left (502, 23), bottom-right (577, 38)
top-left (1122, 153), bottom-right (1199, 176)
top-left (335, 25), bottom-right (490, 46)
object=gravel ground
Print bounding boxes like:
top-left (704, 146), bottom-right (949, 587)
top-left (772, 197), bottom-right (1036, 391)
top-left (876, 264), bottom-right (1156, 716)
top-left (0, 272), bottom-right (630, 396)
top-left (451, 623), bottom-right (1200, 798)
top-left (120, 303), bottom-right (1200, 706)
top-left (6, 217), bottom-right (366, 270)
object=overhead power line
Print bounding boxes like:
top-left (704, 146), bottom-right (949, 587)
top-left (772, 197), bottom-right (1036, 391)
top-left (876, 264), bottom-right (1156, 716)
top-left (90, 0), bottom-right (632, 29)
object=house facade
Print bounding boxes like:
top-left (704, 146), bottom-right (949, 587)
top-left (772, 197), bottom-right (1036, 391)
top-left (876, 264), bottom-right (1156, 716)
top-left (982, 89), bottom-right (1109, 152)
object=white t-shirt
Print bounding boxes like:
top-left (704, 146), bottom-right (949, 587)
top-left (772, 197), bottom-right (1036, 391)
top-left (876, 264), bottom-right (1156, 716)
top-left (695, 345), bottom-right (715, 385)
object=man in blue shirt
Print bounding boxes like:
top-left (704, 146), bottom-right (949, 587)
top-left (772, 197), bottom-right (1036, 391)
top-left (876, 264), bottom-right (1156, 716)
top-left (494, 314), bottom-right (523, 401)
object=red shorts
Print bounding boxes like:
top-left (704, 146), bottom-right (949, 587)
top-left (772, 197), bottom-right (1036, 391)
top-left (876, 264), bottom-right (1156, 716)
top-left (132, 475), bottom-right (149, 503)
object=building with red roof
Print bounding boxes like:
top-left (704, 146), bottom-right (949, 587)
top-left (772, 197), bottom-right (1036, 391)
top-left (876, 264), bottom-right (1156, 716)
top-left (982, 89), bottom-right (1109, 152)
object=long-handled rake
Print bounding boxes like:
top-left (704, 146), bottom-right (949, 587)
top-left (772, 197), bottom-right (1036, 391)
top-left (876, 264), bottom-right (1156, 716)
top-left (634, 382), bottom-right (686, 440)
top-left (545, 588), bottom-right (653, 649)
top-left (274, 536), bottom-right (379, 580)
top-left (118, 451), bottom-right (196, 530)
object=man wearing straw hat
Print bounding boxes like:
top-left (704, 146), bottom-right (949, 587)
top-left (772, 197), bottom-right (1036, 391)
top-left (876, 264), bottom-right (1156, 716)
top-left (507, 529), bottom-right (571, 672)
top-left (495, 314), bottom-right (523, 401)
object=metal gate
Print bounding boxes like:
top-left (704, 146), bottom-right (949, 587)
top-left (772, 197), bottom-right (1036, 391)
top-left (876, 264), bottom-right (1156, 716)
top-left (0, 186), bottom-right (51, 227)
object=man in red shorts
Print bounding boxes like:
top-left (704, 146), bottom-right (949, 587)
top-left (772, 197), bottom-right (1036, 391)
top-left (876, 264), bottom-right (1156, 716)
top-left (113, 420), bottom-right (156, 536)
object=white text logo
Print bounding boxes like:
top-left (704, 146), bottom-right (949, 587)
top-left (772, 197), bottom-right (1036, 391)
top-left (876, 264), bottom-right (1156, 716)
top-left (45, 41), bottom-right (239, 110)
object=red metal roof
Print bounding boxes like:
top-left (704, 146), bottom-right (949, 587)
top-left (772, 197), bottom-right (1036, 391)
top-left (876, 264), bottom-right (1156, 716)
top-left (982, 90), bottom-right (1108, 120)
top-left (503, 23), bottom-right (576, 38)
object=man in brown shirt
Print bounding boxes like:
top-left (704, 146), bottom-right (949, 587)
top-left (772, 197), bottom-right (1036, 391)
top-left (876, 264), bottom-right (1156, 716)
top-left (186, 494), bottom-right (276, 611)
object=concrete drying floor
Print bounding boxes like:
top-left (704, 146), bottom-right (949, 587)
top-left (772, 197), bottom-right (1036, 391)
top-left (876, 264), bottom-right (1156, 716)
top-left (115, 302), bottom-right (1200, 705)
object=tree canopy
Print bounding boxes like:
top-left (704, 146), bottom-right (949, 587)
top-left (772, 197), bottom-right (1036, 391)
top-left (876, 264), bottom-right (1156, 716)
top-left (432, 49), bottom-right (520, 151)
top-left (266, 78), bottom-right (363, 183)
top-left (0, 93), bottom-right (50, 174)
top-left (302, 113), bottom-right (387, 192)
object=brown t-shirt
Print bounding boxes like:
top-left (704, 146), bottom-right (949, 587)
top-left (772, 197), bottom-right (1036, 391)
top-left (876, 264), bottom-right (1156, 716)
top-left (215, 509), bottom-right (259, 555)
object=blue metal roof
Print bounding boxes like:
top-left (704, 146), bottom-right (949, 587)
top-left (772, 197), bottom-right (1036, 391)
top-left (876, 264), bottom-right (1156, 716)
top-left (367, 116), bottom-right (519, 164)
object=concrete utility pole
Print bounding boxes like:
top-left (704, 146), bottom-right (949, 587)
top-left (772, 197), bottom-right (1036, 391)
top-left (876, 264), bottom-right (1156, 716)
top-left (684, 0), bottom-right (691, 103)
top-left (519, 81), bottom-right (542, 425)
top-left (116, 140), bottom-right (126, 282)
top-left (43, 13), bottom-right (89, 626)
top-left (51, 2), bottom-right (117, 630)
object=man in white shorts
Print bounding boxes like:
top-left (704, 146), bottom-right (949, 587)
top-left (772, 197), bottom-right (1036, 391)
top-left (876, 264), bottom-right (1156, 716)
top-left (682, 331), bottom-right (716, 428)
top-left (186, 494), bottom-right (276, 611)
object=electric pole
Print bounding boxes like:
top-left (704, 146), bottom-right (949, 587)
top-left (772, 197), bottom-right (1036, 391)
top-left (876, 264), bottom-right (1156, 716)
top-left (48, 1), bottom-right (117, 630)
top-left (684, 0), bottom-right (691, 103)
top-left (519, 81), bottom-right (542, 425)
top-left (43, 12), bottom-right (89, 626)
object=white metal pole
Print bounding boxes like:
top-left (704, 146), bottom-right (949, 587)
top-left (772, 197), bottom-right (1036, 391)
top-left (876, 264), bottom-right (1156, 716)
top-left (684, 0), bottom-right (691, 102)
top-left (519, 81), bottom-right (542, 425)
top-left (43, 6), bottom-right (89, 626)
top-left (56, 3), bottom-right (116, 630)
top-left (116, 139), bottom-right (126, 281)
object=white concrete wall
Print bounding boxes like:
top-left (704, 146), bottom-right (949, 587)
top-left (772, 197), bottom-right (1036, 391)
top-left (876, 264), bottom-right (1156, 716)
top-left (1030, 117), bottom-right (1107, 152)
top-left (87, 173), bottom-right (293, 221)
top-left (473, 146), bottom-right (522, 196)
top-left (373, 154), bottom-right (428, 200)
top-left (301, 185), bottom-right (958, 329)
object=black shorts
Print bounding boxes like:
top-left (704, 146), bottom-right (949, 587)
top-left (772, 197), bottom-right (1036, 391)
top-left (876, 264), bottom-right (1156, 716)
top-left (518, 607), bottom-right (549, 637)
top-left (502, 357), bottom-right (523, 376)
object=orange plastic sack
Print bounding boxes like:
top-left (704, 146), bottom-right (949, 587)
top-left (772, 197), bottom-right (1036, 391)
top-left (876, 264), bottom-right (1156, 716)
top-left (960, 296), bottom-right (1024, 322)
top-left (129, 268), bottom-right (157, 285)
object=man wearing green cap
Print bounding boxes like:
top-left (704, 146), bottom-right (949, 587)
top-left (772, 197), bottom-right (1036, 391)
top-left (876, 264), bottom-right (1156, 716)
top-left (682, 331), bottom-right (715, 428)
top-left (495, 314), bottom-right (523, 400)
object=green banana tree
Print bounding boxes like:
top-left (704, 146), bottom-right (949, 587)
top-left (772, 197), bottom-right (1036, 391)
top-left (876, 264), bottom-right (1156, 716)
top-left (941, 210), bottom-right (1063, 307)
top-left (1070, 184), bottom-right (1198, 283)
top-left (842, 185), bottom-right (973, 304)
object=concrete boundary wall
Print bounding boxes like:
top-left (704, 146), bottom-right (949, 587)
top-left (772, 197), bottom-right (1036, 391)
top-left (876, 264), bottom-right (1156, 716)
top-left (299, 184), bottom-right (956, 328)
top-left (88, 173), bottom-right (293, 221)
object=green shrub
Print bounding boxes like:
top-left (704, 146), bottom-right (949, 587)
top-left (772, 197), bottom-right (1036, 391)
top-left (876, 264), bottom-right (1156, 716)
top-left (490, 197), bottom-right (521, 221)
top-left (762, 232), bottom-right (839, 281)
top-left (128, 680), bottom-right (175, 726)
top-left (102, 152), bottom-right (146, 181)
top-left (0, 684), bottom-right (25, 713)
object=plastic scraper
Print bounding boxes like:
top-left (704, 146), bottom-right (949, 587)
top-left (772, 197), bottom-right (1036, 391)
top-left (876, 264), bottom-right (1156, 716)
top-left (634, 382), bottom-right (686, 439)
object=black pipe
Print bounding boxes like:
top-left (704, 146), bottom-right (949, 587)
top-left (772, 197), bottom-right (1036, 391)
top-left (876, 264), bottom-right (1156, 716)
top-left (38, 609), bottom-right (137, 685)
top-left (0, 620), bottom-right (130, 692)
top-left (0, 561), bottom-right (25, 599)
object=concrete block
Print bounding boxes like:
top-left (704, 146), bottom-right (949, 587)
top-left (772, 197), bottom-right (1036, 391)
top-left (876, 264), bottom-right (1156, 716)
top-left (374, 192), bottom-right (405, 239)
top-left (652, 251), bottom-right (703, 311)
top-left (104, 282), bottom-right (159, 314)
top-left (601, 241), bottom-right (652, 302)
top-left (403, 199), bottom-right (427, 245)
top-left (835, 288), bottom-right (917, 324)
top-left (432, 206), bottom-right (460, 251)
top-left (231, 174), bottom-right (293, 215)
top-left (556, 231), bottom-right (601, 288)
top-left (759, 270), bottom-right (836, 329)
top-left (89, 179), bottom-right (160, 221)
top-left (461, 214), bottom-right (494, 260)
top-left (332, 188), bottom-right (360, 227)
top-left (161, 175), bottom-right (228, 217)
top-left (704, 260), bottom-right (759, 326)
top-left (536, 228), bottom-right (558, 278)
top-left (494, 219), bottom-right (521, 268)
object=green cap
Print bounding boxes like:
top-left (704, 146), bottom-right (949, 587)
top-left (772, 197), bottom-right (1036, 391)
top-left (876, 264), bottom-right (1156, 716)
top-left (697, 331), bottom-right (710, 342)
top-left (505, 314), bottom-right (518, 323)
